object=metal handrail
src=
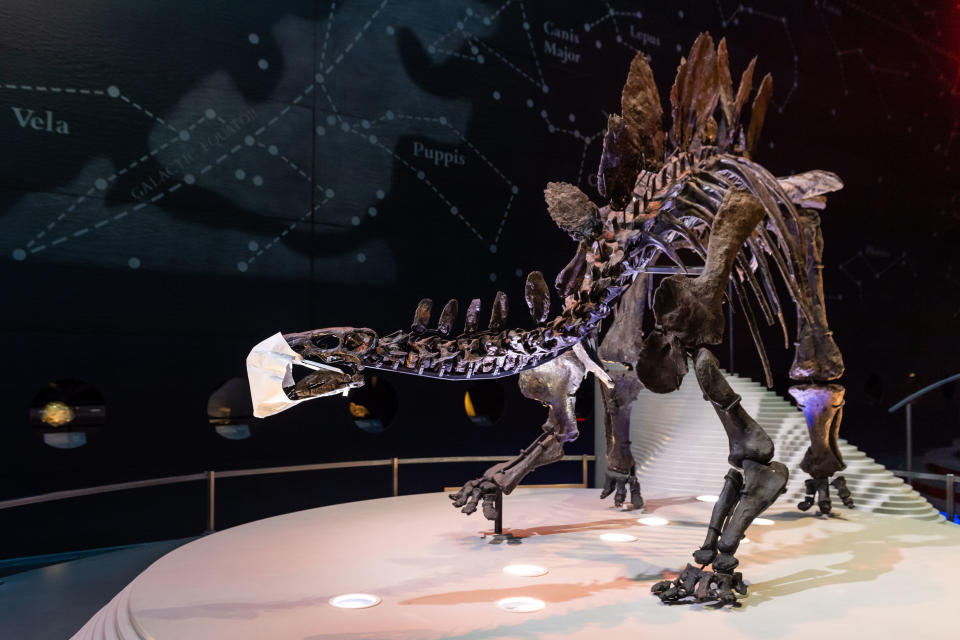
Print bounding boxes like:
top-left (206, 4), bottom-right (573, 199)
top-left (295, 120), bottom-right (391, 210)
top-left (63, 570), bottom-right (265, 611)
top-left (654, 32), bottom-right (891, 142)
top-left (0, 454), bottom-right (596, 525)
top-left (0, 473), bottom-right (207, 510)
top-left (888, 372), bottom-right (960, 412)
top-left (886, 372), bottom-right (960, 473)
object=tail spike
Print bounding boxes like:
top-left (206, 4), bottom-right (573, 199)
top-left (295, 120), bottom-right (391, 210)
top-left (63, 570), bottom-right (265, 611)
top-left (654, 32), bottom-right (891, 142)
top-left (465, 298), bottom-right (482, 333)
top-left (489, 291), bottom-right (509, 332)
top-left (524, 271), bottom-right (551, 323)
top-left (411, 298), bottom-right (432, 333)
top-left (437, 299), bottom-right (459, 336)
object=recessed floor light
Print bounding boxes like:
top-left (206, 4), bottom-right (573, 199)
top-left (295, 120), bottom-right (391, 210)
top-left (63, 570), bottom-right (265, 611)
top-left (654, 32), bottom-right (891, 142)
top-left (600, 532), bottom-right (638, 542)
top-left (503, 564), bottom-right (549, 577)
top-left (497, 596), bottom-right (546, 612)
top-left (753, 518), bottom-right (775, 526)
top-left (696, 495), bottom-right (719, 503)
top-left (329, 593), bottom-right (381, 609)
top-left (637, 516), bottom-right (669, 526)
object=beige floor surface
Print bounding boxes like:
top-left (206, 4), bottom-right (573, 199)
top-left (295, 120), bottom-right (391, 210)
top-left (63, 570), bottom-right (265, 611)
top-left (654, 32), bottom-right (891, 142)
top-left (75, 488), bottom-right (960, 639)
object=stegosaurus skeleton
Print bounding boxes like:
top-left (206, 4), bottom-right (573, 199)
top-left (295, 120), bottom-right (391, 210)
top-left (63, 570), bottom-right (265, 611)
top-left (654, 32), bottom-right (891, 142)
top-left (248, 34), bottom-right (851, 605)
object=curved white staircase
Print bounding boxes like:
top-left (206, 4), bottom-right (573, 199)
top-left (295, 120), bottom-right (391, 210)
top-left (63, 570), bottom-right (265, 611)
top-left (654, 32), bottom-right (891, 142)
top-left (630, 371), bottom-right (943, 521)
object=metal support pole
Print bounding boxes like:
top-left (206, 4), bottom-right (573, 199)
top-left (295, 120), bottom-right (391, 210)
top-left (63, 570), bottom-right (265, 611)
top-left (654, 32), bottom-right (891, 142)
top-left (947, 473), bottom-right (955, 523)
top-left (905, 403), bottom-right (913, 474)
top-left (392, 457), bottom-right (399, 497)
top-left (581, 454), bottom-right (588, 488)
top-left (593, 378), bottom-right (607, 488)
top-left (727, 282), bottom-right (734, 372)
top-left (494, 489), bottom-right (503, 536)
top-left (205, 470), bottom-right (215, 534)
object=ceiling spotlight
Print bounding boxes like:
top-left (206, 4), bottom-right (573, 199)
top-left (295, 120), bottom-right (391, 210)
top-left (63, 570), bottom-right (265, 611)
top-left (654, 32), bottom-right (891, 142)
top-left (497, 596), bottom-right (546, 613)
top-left (753, 518), bottom-right (775, 526)
top-left (600, 532), bottom-right (638, 543)
top-left (503, 564), bottom-right (548, 577)
top-left (637, 516), bottom-right (669, 526)
top-left (328, 593), bottom-right (381, 609)
top-left (696, 495), bottom-right (719, 503)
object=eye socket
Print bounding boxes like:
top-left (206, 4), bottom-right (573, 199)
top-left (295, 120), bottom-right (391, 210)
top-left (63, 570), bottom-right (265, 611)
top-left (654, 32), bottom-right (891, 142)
top-left (343, 330), bottom-right (374, 351)
top-left (311, 333), bottom-right (342, 350)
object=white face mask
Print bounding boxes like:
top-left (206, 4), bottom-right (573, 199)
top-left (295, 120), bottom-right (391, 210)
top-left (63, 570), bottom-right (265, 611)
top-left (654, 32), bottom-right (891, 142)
top-left (245, 332), bottom-right (346, 418)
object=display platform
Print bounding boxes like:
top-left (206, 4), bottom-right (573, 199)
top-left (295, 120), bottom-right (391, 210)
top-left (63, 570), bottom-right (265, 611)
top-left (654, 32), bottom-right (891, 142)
top-left (73, 488), bottom-right (959, 639)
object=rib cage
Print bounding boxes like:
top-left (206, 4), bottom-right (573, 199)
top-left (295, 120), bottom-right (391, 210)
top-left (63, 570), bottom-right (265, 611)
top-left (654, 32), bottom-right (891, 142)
top-left (364, 150), bottom-right (819, 384)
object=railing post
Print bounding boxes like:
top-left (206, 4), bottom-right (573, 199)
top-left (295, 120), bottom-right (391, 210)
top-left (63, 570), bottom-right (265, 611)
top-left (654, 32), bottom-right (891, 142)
top-left (205, 470), bottom-right (215, 533)
top-left (581, 454), bottom-right (588, 488)
top-left (947, 473), bottom-right (955, 523)
top-left (392, 458), bottom-right (399, 497)
top-left (905, 403), bottom-right (913, 473)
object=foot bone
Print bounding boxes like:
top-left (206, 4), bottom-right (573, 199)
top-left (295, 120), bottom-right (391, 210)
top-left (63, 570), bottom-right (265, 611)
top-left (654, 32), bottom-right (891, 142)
top-left (448, 463), bottom-right (508, 520)
top-left (599, 468), bottom-right (643, 509)
top-left (652, 564), bottom-right (747, 605)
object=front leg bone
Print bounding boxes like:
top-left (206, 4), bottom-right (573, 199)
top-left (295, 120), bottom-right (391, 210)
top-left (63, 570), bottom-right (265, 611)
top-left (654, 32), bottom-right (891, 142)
top-left (598, 370), bottom-right (644, 509)
top-left (450, 351), bottom-right (585, 520)
top-left (596, 274), bottom-right (648, 509)
top-left (448, 432), bottom-right (565, 517)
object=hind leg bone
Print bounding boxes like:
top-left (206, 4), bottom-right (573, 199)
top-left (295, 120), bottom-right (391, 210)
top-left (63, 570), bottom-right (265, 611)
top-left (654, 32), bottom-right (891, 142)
top-left (653, 349), bottom-right (788, 604)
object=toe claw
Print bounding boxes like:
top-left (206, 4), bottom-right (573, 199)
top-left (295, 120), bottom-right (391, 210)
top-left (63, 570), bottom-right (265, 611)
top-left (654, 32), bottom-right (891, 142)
top-left (481, 494), bottom-right (499, 521)
top-left (629, 477), bottom-right (644, 509)
top-left (651, 580), bottom-right (671, 595)
top-left (450, 477), bottom-right (498, 517)
top-left (599, 480), bottom-right (614, 500)
top-left (732, 572), bottom-right (747, 595)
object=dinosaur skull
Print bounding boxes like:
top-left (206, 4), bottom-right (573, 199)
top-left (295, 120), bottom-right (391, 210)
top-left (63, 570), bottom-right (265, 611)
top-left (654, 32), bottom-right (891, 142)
top-left (282, 327), bottom-right (378, 399)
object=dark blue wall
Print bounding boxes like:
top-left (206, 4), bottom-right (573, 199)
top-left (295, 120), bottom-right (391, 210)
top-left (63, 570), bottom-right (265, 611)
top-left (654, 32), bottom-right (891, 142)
top-left (1, 1), bottom-right (959, 556)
